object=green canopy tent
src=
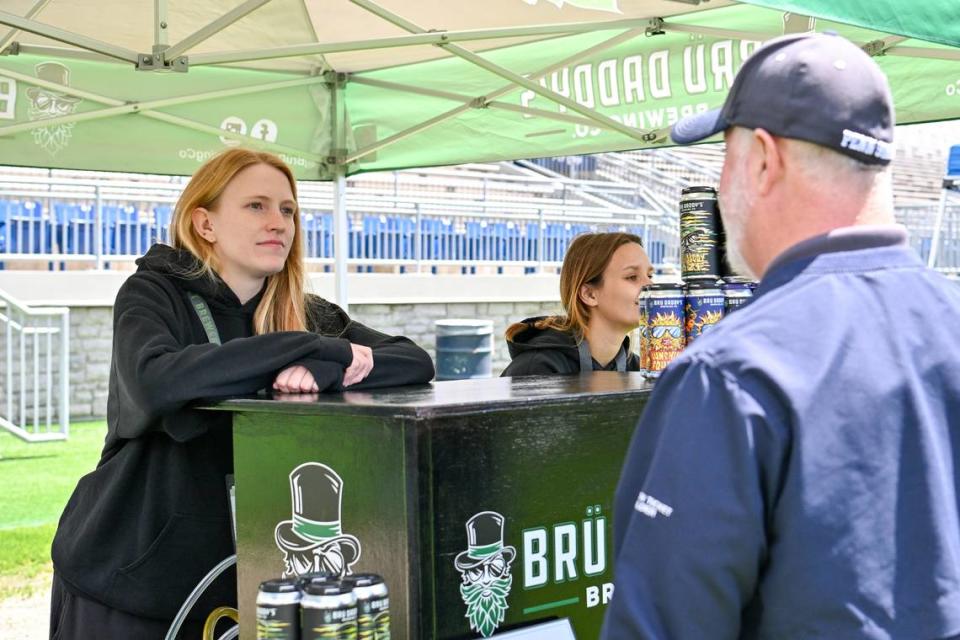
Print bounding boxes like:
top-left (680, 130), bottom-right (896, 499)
top-left (0, 0), bottom-right (958, 306)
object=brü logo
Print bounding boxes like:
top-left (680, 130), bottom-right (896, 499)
top-left (455, 511), bottom-right (517, 638)
top-left (27, 62), bottom-right (81, 156)
top-left (274, 462), bottom-right (361, 579)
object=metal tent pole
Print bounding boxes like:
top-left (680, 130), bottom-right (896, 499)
top-left (330, 73), bottom-right (350, 311)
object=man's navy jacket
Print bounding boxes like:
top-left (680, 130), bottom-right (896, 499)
top-left (604, 226), bottom-right (960, 639)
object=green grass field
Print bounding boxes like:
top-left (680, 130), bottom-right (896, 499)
top-left (0, 421), bottom-right (106, 597)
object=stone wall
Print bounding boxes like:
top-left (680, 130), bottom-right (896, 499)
top-left (69, 307), bottom-right (113, 420)
top-left (54, 300), bottom-right (561, 421)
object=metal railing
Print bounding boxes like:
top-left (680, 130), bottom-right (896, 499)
top-left (0, 166), bottom-right (682, 272)
top-left (897, 197), bottom-right (960, 272)
top-left (0, 289), bottom-right (70, 442)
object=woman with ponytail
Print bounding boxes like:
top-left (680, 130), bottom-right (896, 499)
top-left (502, 232), bottom-right (653, 376)
top-left (49, 149), bottom-right (434, 639)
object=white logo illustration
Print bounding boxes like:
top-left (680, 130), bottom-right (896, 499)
top-left (219, 116), bottom-right (247, 146)
top-left (274, 462), bottom-right (362, 579)
top-left (250, 118), bottom-right (279, 143)
top-left (27, 62), bottom-right (81, 156)
top-left (455, 511), bottom-right (517, 638)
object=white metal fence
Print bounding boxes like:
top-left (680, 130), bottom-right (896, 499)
top-left (0, 290), bottom-right (70, 442)
top-left (0, 165), bottom-right (681, 273)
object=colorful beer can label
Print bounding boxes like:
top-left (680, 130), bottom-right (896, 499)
top-left (684, 285), bottom-right (725, 343)
top-left (680, 187), bottom-right (721, 281)
top-left (638, 289), bottom-right (649, 374)
top-left (645, 285), bottom-right (685, 375)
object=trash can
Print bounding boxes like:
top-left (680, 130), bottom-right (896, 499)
top-left (434, 319), bottom-right (494, 381)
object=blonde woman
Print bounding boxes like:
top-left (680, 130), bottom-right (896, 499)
top-left (49, 149), bottom-right (433, 639)
top-left (502, 232), bottom-right (653, 376)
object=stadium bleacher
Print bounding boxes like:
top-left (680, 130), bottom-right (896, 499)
top-left (2, 123), bottom-right (960, 273)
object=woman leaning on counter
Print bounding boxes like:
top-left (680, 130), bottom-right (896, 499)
top-left (49, 148), bottom-right (434, 639)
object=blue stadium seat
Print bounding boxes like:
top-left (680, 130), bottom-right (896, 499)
top-left (300, 211), bottom-right (334, 272)
top-left (153, 205), bottom-right (173, 245)
top-left (7, 201), bottom-right (50, 255)
top-left (112, 205), bottom-right (151, 256)
top-left (54, 203), bottom-right (96, 256)
top-left (0, 200), bottom-right (8, 254)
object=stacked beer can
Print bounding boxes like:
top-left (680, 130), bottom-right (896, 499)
top-left (256, 572), bottom-right (390, 640)
top-left (639, 186), bottom-right (756, 378)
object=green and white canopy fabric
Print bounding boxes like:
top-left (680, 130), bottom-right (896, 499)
top-left (0, 0), bottom-right (958, 180)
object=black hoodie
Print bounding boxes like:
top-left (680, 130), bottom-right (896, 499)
top-left (51, 244), bottom-right (434, 622)
top-left (500, 316), bottom-right (641, 376)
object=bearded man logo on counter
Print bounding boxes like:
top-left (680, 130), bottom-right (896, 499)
top-left (274, 462), bottom-right (361, 579)
top-left (454, 511), bottom-right (517, 638)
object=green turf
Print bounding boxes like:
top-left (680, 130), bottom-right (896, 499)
top-left (0, 421), bottom-right (106, 595)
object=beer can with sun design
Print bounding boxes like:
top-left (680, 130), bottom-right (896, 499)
top-left (644, 283), bottom-right (685, 377)
top-left (684, 281), bottom-right (725, 344)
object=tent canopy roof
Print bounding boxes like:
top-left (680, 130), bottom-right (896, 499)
top-left (0, 0), bottom-right (958, 179)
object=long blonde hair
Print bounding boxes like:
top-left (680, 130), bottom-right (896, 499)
top-left (505, 232), bottom-right (643, 342)
top-left (169, 148), bottom-right (307, 334)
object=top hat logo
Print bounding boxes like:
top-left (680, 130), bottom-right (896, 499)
top-left (455, 511), bottom-right (516, 570)
top-left (27, 62), bottom-right (81, 110)
top-left (274, 462), bottom-right (361, 576)
top-left (26, 61), bottom-right (82, 156)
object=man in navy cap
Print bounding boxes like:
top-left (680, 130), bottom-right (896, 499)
top-left (603, 32), bottom-right (960, 639)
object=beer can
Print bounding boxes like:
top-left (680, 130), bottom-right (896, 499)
top-left (721, 279), bottom-right (754, 315)
top-left (257, 578), bottom-right (301, 640)
top-left (645, 283), bottom-right (685, 377)
top-left (680, 186), bottom-right (721, 282)
top-left (637, 286), bottom-right (650, 376)
top-left (684, 281), bottom-right (725, 344)
top-left (344, 574), bottom-right (390, 640)
top-left (301, 580), bottom-right (358, 640)
top-left (296, 572), bottom-right (335, 591)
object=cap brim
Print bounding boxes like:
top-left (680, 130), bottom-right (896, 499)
top-left (670, 108), bottom-right (727, 145)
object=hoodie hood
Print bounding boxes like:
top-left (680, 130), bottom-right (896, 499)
top-left (136, 243), bottom-right (263, 311)
top-left (506, 316), bottom-right (579, 360)
top-left (506, 316), bottom-right (636, 372)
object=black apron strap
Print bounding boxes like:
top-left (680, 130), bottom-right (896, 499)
top-left (187, 292), bottom-right (221, 345)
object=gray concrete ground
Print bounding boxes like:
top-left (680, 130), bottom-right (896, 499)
top-left (1, 572), bottom-right (50, 639)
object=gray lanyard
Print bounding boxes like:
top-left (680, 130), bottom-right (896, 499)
top-left (578, 338), bottom-right (627, 373)
top-left (187, 292), bottom-right (221, 345)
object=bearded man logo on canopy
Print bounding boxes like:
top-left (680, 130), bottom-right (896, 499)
top-left (455, 511), bottom-right (517, 638)
top-left (274, 462), bottom-right (361, 579)
top-left (27, 62), bottom-right (82, 156)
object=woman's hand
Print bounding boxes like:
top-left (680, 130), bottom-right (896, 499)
top-left (273, 365), bottom-right (319, 393)
top-left (342, 343), bottom-right (373, 387)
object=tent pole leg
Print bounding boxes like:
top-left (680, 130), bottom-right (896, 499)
top-left (333, 169), bottom-right (349, 312)
top-left (929, 188), bottom-right (949, 269)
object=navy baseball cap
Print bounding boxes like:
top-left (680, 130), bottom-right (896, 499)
top-left (671, 32), bottom-right (894, 165)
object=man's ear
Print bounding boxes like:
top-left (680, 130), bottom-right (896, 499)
top-left (752, 128), bottom-right (784, 197)
top-left (579, 283), bottom-right (599, 308)
top-left (191, 207), bottom-right (216, 243)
